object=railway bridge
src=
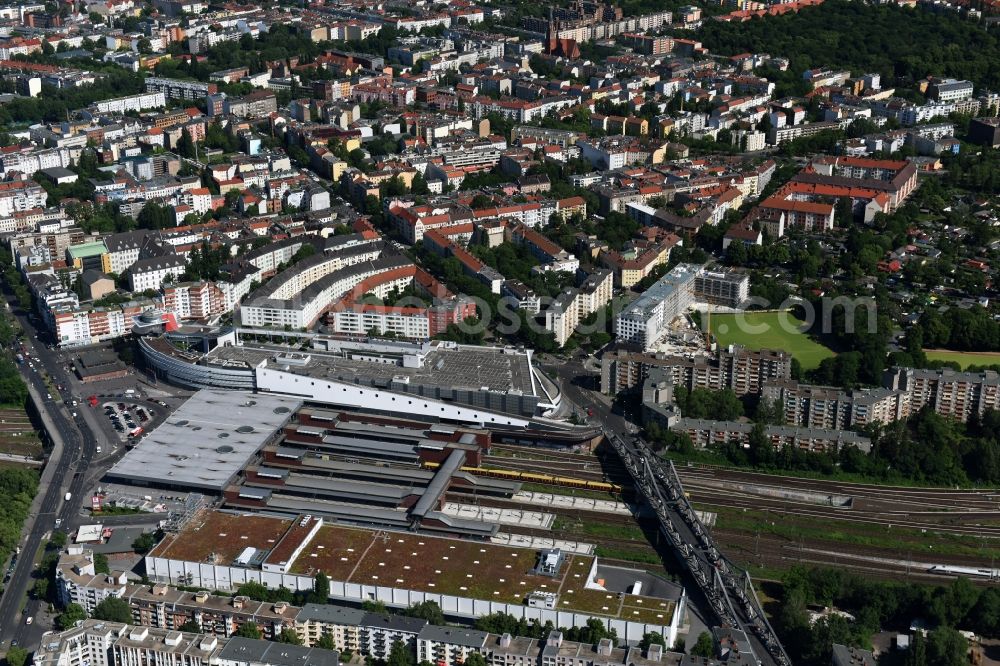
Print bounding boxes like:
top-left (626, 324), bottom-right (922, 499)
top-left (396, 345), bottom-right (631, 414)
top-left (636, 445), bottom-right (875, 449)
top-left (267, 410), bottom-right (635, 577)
top-left (607, 432), bottom-right (791, 666)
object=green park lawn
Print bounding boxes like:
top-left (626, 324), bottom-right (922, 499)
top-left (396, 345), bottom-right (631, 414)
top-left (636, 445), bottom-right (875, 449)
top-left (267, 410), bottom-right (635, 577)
top-left (924, 349), bottom-right (1000, 369)
top-left (702, 311), bottom-right (835, 370)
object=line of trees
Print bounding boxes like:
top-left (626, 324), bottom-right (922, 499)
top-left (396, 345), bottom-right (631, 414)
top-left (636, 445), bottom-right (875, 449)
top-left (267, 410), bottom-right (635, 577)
top-left (0, 468), bottom-right (38, 579)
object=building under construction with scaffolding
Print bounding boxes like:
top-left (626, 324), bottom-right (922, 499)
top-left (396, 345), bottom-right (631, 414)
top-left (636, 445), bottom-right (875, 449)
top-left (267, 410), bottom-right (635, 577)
top-left (613, 264), bottom-right (749, 352)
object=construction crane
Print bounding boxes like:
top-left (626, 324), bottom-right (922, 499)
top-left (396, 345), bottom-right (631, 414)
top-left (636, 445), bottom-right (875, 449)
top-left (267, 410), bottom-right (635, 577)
top-left (705, 303), bottom-right (712, 352)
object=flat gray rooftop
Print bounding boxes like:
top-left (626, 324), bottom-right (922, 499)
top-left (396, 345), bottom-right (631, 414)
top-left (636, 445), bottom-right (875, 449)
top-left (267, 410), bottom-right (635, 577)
top-left (219, 637), bottom-right (339, 666)
top-left (209, 342), bottom-right (537, 396)
top-left (107, 390), bottom-right (302, 493)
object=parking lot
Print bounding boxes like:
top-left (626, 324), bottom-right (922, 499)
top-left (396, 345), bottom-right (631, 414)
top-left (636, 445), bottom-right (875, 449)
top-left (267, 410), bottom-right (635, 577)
top-left (101, 399), bottom-right (161, 442)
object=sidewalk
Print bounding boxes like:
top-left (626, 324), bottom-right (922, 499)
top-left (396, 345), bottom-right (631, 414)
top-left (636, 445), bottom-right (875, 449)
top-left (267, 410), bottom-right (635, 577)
top-left (21, 380), bottom-right (66, 543)
top-left (0, 452), bottom-right (42, 466)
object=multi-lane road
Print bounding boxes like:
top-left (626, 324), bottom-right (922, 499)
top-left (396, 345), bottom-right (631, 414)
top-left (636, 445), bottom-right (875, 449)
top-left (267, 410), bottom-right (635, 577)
top-left (0, 306), bottom-right (100, 651)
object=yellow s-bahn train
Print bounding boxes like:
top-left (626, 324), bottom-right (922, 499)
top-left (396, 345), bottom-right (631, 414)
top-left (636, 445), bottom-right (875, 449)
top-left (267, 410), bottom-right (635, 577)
top-left (423, 461), bottom-right (621, 493)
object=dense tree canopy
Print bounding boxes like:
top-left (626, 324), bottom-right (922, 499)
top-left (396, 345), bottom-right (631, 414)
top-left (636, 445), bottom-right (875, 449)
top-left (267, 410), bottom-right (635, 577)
top-left (698, 0), bottom-right (1000, 90)
top-left (0, 467), bottom-right (38, 575)
top-left (93, 597), bottom-right (133, 623)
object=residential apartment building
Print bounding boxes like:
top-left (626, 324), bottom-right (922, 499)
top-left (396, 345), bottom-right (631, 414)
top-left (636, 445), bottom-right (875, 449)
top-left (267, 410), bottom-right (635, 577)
top-left (328, 298), bottom-right (475, 339)
top-left (693, 269), bottom-right (749, 306)
top-left (129, 254), bottom-right (187, 292)
top-left (33, 621), bottom-right (338, 666)
top-left (95, 92), bottom-right (167, 115)
top-left (540, 269), bottom-right (614, 347)
top-left (614, 263), bottom-right (698, 350)
top-left (766, 120), bottom-right (842, 145)
top-left (295, 605), bottom-right (365, 652)
top-left (0, 146), bottom-right (73, 177)
top-left (598, 231), bottom-right (681, 288)
top-left (929, 78), bottom-right (973, 102)
top-left (55, 545), bottom-right (128, 613)
top-left (104, 231), bottom-right (148, 274)
top-left (418, 626), bottom-right (490, 666)
top-left (884, 367), bottom-right (1000, 423)
top-left (225, 91), bottom-right (278, 119)
top-left (670, 418), bottom-right (872, 454)
top-left (601, 346), bottom-right (792, 396)
top-left (0, 179), bottom-right (48, 217)
top-left (47, 567), bottom-right (680, 666)
top-left (163, 281), bottom-right (227, 320)
top-left (240, 251), bottom-right (405, 329)
top-left (50, 298), bottom-right (156, 347)
top-left (361, 614), bottom-right (427, 660)
top-left (145, 76), bottom-right (218, 100)
top-left (507, 223), bottom-right (579, 273)
top-left (806, 156), bottom-right (918, 210)
top-left (761, 379), bottom-right (910, 430)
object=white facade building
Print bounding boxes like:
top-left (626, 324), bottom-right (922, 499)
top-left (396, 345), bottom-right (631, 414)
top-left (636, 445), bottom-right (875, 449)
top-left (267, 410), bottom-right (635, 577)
top-left (95, 92), bottom-right (167, 115)
top-left (129, 255), bottom-right (187, 292)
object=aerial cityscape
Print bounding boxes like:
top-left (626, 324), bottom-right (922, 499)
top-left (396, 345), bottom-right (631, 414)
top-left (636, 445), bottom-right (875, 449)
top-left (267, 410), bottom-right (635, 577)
top-left (0, 0), bottom-right (1000, 664)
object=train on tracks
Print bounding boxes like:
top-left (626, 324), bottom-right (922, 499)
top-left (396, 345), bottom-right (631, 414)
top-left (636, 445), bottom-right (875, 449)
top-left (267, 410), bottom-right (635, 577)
top-left (423, 461), bottom-right (622, 493)
top-left (928, 564), bottom-right (1000, 579)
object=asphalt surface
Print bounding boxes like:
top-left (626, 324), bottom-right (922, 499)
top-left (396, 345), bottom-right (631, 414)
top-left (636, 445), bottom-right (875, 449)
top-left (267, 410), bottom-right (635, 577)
top-left (538, 351), bottom-right (636, 437)
top-left (0, 306), bottom-right (100, 652)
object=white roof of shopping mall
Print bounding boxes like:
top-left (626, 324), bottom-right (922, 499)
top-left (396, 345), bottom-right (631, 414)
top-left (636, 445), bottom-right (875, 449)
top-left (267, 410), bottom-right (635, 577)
top-left (107, 390), bottom-right (302, 493)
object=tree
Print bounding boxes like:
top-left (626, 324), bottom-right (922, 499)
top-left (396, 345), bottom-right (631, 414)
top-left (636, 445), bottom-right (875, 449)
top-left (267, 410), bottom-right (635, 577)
top-left (313, 572), bottom-right (330, 602)
top-left (177, 128), bottom-right (197, 159)
top-left (316, 632), bottom-right (337, 650)
top-left (690, 631), bottom-right (714, 658)
top-left (464, 654), bottom-right (487, 666)
top-left (906, 631), bottom-right (928, 666)
top-left (387, 640), bottom-right (415, 666)
top-left (58, 603), bottom-right (88, 630)
top-left (925, 626), bottom-right (968, 666)
top-left (411, 172), bottom-right (430, 195)
top-left (748, 422), bottom-right (774, 467)
top-left (406, 601), bottom-right (445, 625)
top-left (972, 588), bottom-right (1000, 636)
top-left (94, 552), bottom-right (110, 574)
top-left (6, 646), bottom-right (27, 666)
top-left (288, 145), bottom-right (310, 167)
top-left (640, 632), bottom-right (666, 650)
top-left (50, 530), bottom-right (67, 549)
top-left (277, 628), bottom-right (303, 645)
top-left (33, 577), bottom-right (50, 601)
top-left (361, 599), bottom-right (388, 614)
top-left (234, 622), bottom-right (262, 639)
top-left (470, 194), bottom-right (493, 209)
top-left (93, 596), bottom-right (133, 623)
top-left (132, 531), bottom-right (158, 554)
top-left (178, 620), bottom-right (202, 633)
top-left (136, 202), bottom-right (173, 230)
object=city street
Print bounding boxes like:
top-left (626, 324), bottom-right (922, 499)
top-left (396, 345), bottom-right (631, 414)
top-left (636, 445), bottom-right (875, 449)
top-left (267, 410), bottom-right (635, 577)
top-left (0, 304), bottom-right (99, 651)
top-left (538, 351), bottom-right (637, 438)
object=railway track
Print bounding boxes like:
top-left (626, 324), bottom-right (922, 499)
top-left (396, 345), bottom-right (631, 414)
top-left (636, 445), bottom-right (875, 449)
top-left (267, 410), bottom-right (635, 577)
top-left (482, 452), bottom-right (1000, 537)
top-left (482, 456), bottom-right (613, 482)
top-left (676, 464), bottom-right (1000, 512)
top-left (474, 447), bottom-right (1000, 582)
top-left (684, 487), bottom-right (1000, 538)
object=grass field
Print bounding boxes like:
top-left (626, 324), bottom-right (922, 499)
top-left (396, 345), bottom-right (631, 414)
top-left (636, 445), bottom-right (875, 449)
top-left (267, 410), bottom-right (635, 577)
top-left (924, 349), bottom-right (1000, 369)
top-left (702, 311), bottom-right (835, 370)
